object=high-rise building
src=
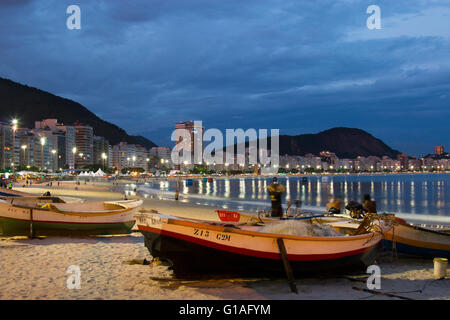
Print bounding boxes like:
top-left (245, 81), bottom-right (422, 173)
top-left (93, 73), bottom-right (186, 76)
top-left (74, 122), bottom-right (93, 168)
top-left (31, 129), bottom-right (55, 170)
top-left (93, 136), bottom-right (110, 167)
top-left (19, 132), bottom-right (35, 168)
top-left (0, 122), bottom-right (14, 170)
top-left (112, 142), bottom-right (130, 170)
top-left (149, 146), bottom-right (171, 160)
top-left (435, 145), bottom-right (444, 155)
top-left (397, 153), bottom-right (409, 170)
top-left (174, 121), bottom-right (204, 169)
top-left (112, 142), bottom-right (148, 170)
top-left (52, 130), bottom-right (66, 170)
top-left (35, 119), bottom-right (75, 169)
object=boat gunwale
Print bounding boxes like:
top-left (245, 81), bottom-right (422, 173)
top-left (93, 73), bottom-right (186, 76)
top-left (406, 223), bottom-right (450, 237)
top-left (135, 212), bottom-right (389, 242)
top-left (3, 199), bottom-right (142, 217)
top-left (0, 215), bottom-right (135, 225)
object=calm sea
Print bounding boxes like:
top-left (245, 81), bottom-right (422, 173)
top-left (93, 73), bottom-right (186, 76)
top-left (135, 173), bottom-right (450, 225)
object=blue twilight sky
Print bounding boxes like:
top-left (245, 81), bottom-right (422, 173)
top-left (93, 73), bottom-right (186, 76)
top-left (1, 0), bottom-right (449, 157)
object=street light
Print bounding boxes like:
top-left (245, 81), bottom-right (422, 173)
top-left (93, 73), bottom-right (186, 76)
top-left (11, 119), bottom-right (18, 175)
top-left (21, 145), bottom-right (27, 167)
top-left (51, 149), bottom-right (57, 172)
top-left (101, 152), bottom-right (107, 170)
top-left (40, 137), bottom-right (46, 171)
top-left (72, 147), bottom-right (77, 169)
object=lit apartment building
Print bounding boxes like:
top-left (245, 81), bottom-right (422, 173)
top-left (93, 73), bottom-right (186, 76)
top-left (52, 130), bottom-right (67, 170)
top-left (397, 153), bottom-right (409, 171)
top-left (0, 121), bottom-right (25, 170)
top-left (30, 129), bottom-right (55, 170)
top-left (35, 119), bottom-right (76, 169)
top-left (74, 122), bottom-right (94, 168)
top-left (174, 121), bottom-right (204, 168)
top-left (112, 142), bottom-right (148, 170)
top-left (149, 146), bottom-right (171, 160)
top-left (408, 159), bottom-right (421, 171)
top-left (435, 145), bottom-right (444, 155)
top-left (134, 144), bottom-right (148, 169)
top-left (19, 132), bottom-right (35, 168)
top-left (93, 136), bottom-right (110, 167)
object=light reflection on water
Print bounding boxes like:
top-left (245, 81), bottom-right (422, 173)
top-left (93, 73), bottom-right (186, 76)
top-left (138, 173), bottom-right (449, 218)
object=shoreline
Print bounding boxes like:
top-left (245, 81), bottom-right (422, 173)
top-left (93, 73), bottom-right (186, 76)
top-left (0, 181), bottom-right (448, 300)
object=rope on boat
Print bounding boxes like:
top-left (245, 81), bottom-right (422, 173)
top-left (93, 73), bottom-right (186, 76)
top-left (352, 213), bottom-right (399, 256)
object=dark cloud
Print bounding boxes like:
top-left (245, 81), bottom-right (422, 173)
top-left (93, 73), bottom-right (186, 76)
top-left (0, 0), bottom-right (449, 156)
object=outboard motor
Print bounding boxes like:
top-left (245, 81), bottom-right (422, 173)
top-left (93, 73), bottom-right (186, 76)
top-left (345, 200), bottom-right (364, 219)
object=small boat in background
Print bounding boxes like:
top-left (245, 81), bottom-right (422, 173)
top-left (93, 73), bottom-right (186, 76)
top-left (321, 211), bottom-right (450, 259)
top-left (134, 211), bottom-right (389, 277)
top-left (382, 219), bottom-right (450, 258)
top-left (0, 197), bottom-right (143, 236)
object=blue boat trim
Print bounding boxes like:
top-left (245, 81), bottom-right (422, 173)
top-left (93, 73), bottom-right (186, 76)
top-left (382, 240), bottom-right (450, 258)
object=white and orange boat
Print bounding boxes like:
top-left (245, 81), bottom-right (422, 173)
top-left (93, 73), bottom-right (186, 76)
top-left (0, 196), bottom-right (143, 236)
top-left (382, 218), bottom-right (450, 258)
top-left (134, 210), bottom-right (391, 276)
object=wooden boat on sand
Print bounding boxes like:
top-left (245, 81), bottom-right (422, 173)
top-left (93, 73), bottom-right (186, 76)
top-left (134, 211), bottom-right (390, 276)
top-left (216, 210), bottom-right (450, 259)
top-left (0, 196), bottom-right (143, 236)
top-left (320, 212), bottom-right (450, 259)
top-left (382, 218), bottom-right (450, 258)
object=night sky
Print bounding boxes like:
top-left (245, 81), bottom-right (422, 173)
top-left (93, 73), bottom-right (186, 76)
top-left (1, 0), bottom-right (449, 157)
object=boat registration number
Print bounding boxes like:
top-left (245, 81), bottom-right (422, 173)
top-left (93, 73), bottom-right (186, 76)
top-left (193, 228), bottom-right (231, 242)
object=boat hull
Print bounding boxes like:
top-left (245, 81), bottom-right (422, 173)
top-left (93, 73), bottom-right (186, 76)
top-left (0, 199), bottom-right (142, 236)
top-left (136, 213), bottom-right (382, 277)
top-left (382, 222), bottom-right (450, 258)
top-left (140, 229), bottom-right (379, 277)
top-left (0, 216), bottom-right (135, 236)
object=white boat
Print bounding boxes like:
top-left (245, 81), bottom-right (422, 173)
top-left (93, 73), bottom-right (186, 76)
top-left (0, 196), bottom-right (143, 236)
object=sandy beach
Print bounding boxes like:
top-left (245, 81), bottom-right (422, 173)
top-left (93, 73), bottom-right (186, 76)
top-left (0, 181), bottom-right (448, 300)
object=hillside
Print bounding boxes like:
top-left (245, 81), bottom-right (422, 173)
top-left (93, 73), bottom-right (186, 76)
top-left (227, 127), bottom-right (401, 159)
top-left (278, 127), bottom-right (401, 158)
top-left (0, 78), bottom-right (157, 149)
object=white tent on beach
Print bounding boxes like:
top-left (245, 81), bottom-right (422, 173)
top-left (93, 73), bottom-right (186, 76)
top-left (78, 171), bottom-right (94, 177)
top-left (94, 169), bottom-right (105, 177)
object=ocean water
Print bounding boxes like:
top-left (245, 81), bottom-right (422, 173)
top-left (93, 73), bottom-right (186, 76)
top-left (134, 173), bottom-right (450, 225)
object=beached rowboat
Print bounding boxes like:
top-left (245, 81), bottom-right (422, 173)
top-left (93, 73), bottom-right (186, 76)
top-left (135, 211), bottom-right (390, 276)
top-left (317, 212), bottom-right (450, 259)
top-left (382, 219), bottom-right (450, 258)
top-left (0, 196), bottom-right (143, 236)
top-left (309, 212), bottom-right (450, 259)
